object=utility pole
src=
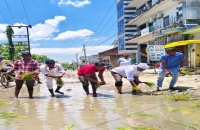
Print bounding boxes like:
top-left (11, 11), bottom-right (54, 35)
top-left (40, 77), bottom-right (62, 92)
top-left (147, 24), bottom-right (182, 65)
top-left (76, 53), bottom-right (79, 69)
top-left (11, 25), bottom-right (32, 53)
top-left (83, 44), bottom-right (87, 65)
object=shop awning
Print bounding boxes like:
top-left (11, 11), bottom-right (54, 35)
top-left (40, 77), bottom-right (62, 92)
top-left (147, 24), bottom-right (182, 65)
top-left (165, 40), bottom-right (200, 48)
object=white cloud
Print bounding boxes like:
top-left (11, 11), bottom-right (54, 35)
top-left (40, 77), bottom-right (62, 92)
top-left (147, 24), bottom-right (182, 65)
top-left (0, 16), bottom-right (66, 41)
top-left (31, 45), bottom-right (114, 55)
top-left (54, 29), bottom-right (93, 40)
top-left (58, 0), bottom-right (90, 7)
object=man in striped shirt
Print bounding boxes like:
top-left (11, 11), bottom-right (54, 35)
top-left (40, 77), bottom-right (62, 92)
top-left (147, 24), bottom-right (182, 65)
top-left (5, 52), bottom-right (39, 98)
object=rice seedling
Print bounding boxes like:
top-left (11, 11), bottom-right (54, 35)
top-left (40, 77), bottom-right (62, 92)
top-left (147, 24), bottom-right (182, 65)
top-left (64, 123), bottom-right (76, 130)
top-left (131, 102), bottom-right (142, 105)
top-left (0, 102), bottom-right (9, 106)
top-left (94, 84), bottom-right (100, 89)
top-left (46, 107), bottom-right (54, 110)
top-left (112, 108), bottom-right (123, 111)
top-left (115, 127), bottom-right (131, 130)
top-left (57, 78), bottom-right (64, 86)
top-left (132, 86), bottom-right (142, 92)
top-left (0, 121), bottom-right (17, 126)
top-left (90, 107), bottom-right (96, 111)
top-left (125, 112), bottom-right (157, 118)
top-left (191, 101), bottom-right (200, 108)
top-left (170, 119), bottom-right (198, 130)
top-left (0, 112), bottom-right (26, 119)
top-left (163, 92), bottom-right (194, 101)
top-left (7, 75), bottom-right (15, 80)
top-left (167, 107), bottom-right (181, 112)
top-left (181, 70), bottom-right (194, 75)
top-left (21, 72), bottom-right (34, 81)
top-left (144, 82), bottom-right (156, 87)
top-left (132, 126), bottom-right (158, 130)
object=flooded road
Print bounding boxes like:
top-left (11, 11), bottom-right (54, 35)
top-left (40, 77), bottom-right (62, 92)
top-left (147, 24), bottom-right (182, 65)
top-left (0, 71), bottom-right (200, 130)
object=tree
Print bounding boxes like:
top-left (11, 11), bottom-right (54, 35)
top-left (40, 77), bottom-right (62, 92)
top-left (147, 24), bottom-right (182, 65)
top-left (5, 26), bottom-right (14, 61)
top-left (32, 54), bottom-right (50, 63)
top-left (60, 62), bottom-right (73, 70)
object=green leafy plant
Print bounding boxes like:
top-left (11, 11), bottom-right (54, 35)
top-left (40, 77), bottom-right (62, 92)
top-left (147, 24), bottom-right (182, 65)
top-left (21, 72), bottom-right (34, 81)
top-left (164, 92), bottom-right (194, 101)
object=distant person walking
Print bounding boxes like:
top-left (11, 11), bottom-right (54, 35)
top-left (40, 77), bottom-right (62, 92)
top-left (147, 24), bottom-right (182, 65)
top-left (111, 63), bottom-right (149, 94)
top-left (118, 54), bottom-right (132, 66)
top-left (40, 60), bottom-right (65, 97)
top-left (5, 52), bottom-right (39, 98)
top-left (154, 48), bottom-right (185, 92)
top-left (77, 62), bottom-right (106, 97)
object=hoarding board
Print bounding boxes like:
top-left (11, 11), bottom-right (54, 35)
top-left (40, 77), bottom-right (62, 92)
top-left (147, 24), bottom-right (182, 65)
top-left (148, 45), bottom-right (165, 61)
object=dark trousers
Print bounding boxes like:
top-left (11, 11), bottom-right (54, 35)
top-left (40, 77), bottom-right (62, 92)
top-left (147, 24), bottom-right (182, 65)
top-left (78, 75), bottom-right (97, 91)
top-left (15, 80), bottom-right (35, 91)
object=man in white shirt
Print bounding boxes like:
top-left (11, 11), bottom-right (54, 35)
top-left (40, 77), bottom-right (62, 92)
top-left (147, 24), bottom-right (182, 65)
top-left (40, 60), bottom-right (65, 97)
top-left (117, 54), bottom-right (132, 66)
top-left (111, 63), bottom-right (149, 94)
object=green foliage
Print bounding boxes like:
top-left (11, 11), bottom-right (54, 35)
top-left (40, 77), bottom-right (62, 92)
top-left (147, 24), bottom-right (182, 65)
top-left (5, 26), bottom-right (14, 39)
top-left (60, 62), bottom-right (73, 69)
top-left (32, 54), bottom-right (50, 63)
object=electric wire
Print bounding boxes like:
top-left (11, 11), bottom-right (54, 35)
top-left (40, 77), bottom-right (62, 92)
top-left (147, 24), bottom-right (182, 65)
top-left (84, 0), bottom-right (116, 46)
top-left (86, 11), bottom-right (117, 47)
top-left (0, 9), bottom-right (9, 23)
top-left (4, 0), bottom-right (16, 23)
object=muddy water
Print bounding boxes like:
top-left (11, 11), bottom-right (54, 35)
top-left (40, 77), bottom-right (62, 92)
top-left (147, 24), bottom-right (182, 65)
top-left (0, 74), bottom-right (200, 130)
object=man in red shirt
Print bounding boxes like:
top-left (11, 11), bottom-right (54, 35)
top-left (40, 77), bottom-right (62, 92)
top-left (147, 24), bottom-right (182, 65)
top-left (5, 52), bottom-right (39, 98)
top-left (78, 62), bottom-right (106, 97)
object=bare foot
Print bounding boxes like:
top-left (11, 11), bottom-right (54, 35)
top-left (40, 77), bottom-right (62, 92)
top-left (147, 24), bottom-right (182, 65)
top-left (153, 87), bottom-right (161, 92)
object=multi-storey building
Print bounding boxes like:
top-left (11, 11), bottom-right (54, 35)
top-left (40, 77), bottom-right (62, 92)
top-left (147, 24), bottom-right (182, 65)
top-left (116, 0), bottom-right (139, 63)
top-left (121, 0), bottom-right (200, 67)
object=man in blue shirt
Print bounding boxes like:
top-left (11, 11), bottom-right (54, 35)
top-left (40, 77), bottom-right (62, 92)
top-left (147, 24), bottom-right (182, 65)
top-left (154, 48), bottom-right (185, 92)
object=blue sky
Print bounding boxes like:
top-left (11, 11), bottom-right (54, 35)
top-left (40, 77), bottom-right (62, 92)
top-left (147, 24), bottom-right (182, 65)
top-left (0, 0), bottom-right (117, 62)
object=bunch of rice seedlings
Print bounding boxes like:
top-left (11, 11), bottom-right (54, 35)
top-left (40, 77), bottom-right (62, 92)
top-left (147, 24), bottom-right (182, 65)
top-left (57, 78), bottom-right (64, 86)
top-left (21, 72), bottom-right (34, 81)
top-left (8, 75), bottom-right (15, 80)
top-left (94, 84), bottom-right (100, 89)
top-left (125, 112), bottom-right (157, 118)
top-left (132, 86), bottom-right (142, 92)
top-left (144, 82), bottom-right (155, 87)
top-left (164, 92), bottom-right (194, 101)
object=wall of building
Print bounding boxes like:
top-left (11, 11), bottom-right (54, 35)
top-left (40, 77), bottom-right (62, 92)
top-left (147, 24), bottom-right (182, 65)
top-left (193, 33), bottom-right (200, 67)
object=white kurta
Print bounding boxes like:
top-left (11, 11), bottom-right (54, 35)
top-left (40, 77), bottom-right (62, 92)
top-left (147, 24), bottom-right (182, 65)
top-left (40, 64), bottom-right (65, 89)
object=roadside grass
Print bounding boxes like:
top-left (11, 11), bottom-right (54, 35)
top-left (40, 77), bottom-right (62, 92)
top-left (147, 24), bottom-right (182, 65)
top-left (125, 112), bottom-right (157, 118)
top-left (64, 123), bottom-right (76, 130)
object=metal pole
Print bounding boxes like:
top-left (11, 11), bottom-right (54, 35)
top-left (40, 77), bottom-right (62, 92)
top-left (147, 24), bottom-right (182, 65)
top-left (26, 26), bottom-right (31, 53)
top-left (83, 44), bottom-right (87, 64)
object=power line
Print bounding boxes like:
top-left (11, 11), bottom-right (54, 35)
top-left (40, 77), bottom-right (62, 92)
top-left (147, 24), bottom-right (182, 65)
top-left (87, 33), bottom-right (117, 50)
top-left (84, 0), bottom-right (116, 46)
top-left (86, 11), bottom-right (117, 47)
top-left (4, 0), bottom-right (16, 23)
top-left (0, 9), bottom-right (8, 23)
top-left (20, 0), bottom-right (31, 24)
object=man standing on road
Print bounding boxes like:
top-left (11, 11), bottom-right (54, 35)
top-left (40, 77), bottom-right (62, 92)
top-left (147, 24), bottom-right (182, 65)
top-left (154, 48), bottom-right (185, 92)
top-left (77, 62), bottom-right (106, 97)
top-left (117, 54), bottom-right (132, 66)
top-left (111, 63), bottom-right (149, 94)
top-left (40, 59), bottom-right (65, 97)
top-left (5, 52), bottom-right (39, 98)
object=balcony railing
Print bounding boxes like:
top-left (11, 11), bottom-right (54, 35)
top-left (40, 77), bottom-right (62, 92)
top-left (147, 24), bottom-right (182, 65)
top-left (126, 0), bottom-right (165, 23)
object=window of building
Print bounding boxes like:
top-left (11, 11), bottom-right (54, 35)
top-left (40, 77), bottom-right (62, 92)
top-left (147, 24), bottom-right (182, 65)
top-left (117, 1), bottom-right (124, 18)
top-left (118, 19), bottom-right (124, 35)
top-left (118, 37), bottom-right (125, 51)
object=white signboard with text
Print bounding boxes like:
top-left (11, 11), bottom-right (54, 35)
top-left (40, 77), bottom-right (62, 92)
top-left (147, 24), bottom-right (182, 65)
top-left (148, 45), bottom-right (165, 61)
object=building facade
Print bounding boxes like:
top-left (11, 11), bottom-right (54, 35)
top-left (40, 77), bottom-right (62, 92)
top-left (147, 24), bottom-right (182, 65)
top-left (123, 0), bottom-right (200, 67)
top-left (116, 0), bottom-right (139, 63)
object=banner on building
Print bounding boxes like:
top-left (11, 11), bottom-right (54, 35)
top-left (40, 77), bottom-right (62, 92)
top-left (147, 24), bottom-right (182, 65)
top-left (148, 45), bottom-right (165, 61)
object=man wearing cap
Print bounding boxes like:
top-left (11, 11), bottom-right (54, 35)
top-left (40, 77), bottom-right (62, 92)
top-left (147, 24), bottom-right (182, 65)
top-left (154, 48), bottom-right (185, 92)
top-left (117, 54), bottom-right (132, 66)
top-left (111, 63), bottom-right (149, 94)
top-left (40, 60), bottom-right (65, 97)
top-left (5, 52), bottom-right (39, 98)
top-left (77, 62), bottom-right (106, 97)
